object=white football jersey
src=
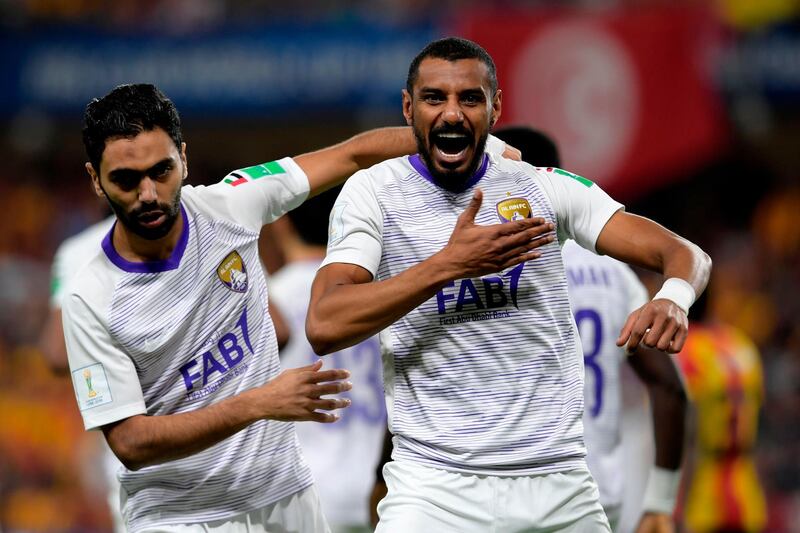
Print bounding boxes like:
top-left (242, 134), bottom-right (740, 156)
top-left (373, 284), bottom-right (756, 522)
top-left (562, 240), bottom-right (649, 511)
top-left (50, 216), bottom-right (115, 308)
top-left (322, 153), bottom-right (623, 476)
top-left (270, 260), bottom-right (386, 527)
top-left (50, 215), bottom-right (124, 532)
top-left (63, 158), bottom-right (314, 531)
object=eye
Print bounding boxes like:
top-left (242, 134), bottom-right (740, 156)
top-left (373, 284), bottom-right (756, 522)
top-left (462, 94), bottom-right (483, 106)
top-left (422, 94), bottom-right (444, 104)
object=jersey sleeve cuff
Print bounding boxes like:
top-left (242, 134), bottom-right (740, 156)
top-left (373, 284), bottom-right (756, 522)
top-left (82, 401), bottom-right (147, 431)
top-left (586, 203), bottom-right (624, 253)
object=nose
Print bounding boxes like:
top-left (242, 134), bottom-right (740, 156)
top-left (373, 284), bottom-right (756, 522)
top-left (442, 97), bottom-right (464, 125)
top-left (138, 176), bottom-right (157, 203)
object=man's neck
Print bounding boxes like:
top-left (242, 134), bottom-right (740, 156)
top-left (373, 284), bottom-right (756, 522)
top-left (112, 209), bottom-right (184, 263)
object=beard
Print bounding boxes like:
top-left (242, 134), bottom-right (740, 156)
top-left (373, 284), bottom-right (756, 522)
top-left (104, 187), bottom-right (182, 241)
top-left (413, 121), bottom-right (489, 193)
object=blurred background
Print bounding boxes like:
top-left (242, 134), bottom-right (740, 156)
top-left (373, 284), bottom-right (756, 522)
top-left (0, 0), bottom-right (798, 531)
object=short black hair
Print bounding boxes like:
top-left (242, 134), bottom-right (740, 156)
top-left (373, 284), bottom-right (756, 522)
top-left (406, 37), bottom-right (498, 97)
top-left (493, 126), bottom-right (561, 168)
top-left (82, 83), bottom-right (183, 171)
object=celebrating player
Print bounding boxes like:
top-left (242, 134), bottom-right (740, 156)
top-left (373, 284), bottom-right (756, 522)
top-left (307, 38), bottom-right (711, 531)
top-left (63, 83), bottom-right (424, 531)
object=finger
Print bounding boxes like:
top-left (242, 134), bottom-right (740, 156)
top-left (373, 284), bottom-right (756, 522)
top-left (294, 359), bottom-right (323, 373)
top-left (456, 189), bottom-right (483, 227)
top-left (616, 310), bottom-right (640, 347)
top-left (310, 397), bottom-right (352, 411)
top-left (497, 235), bottom-right (555, 264)
top-left (642, 316), bottom-right (666, 348)
top-left (500, 250), bottom-right (543, 269)
top-left (502, 222), bottom-right (554, 244)
top-left (497, 217), bottom-right (548, 236)
top-left (667, 326), bottom-right (688, 354)
top-left (307, 368), bottom-right (350, 383)
top-left (502, 145), bottom-right (522, 161)
top-left (656, 321), bottom-right (680, 351)
top-left (308, 411), bottom-right (340, 423)
top-left (310, 381), bottom-right (353, 397)
top-left (625, 312), bottom-right (652, 354)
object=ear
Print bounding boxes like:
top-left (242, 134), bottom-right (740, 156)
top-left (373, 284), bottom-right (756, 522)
top-left (180, 142), bottom-right (188, 180)
top-left (490, 88), bottom-right (502, 128)
top-left (85, 162), bottom-right (104, 198)
top-left (401, 89), bottom-right (413, 127)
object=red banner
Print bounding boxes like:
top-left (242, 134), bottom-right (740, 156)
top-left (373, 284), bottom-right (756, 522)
top-left (451, 6), bottom-right (728, 201)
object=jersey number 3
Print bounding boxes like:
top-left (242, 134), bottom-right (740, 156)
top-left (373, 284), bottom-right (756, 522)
top-left (575, 308), bottom-right (603, 418)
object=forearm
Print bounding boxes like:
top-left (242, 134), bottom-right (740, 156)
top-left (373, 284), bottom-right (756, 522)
top-left (104, 388), bottom-right (262, 470)
top-left (629, 348), bottom-right (688, 469)
top-left (597, 213), bottom-right (711, 296)
top-left (295, 127), bottom-right (415, 197)
top-left (307, 254), bottom-right (455, 354)
top-left (649, 379), bottom-right (687, 469)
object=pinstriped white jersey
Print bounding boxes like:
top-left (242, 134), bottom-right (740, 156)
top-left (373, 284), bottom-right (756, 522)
top-left (562, 240), bottom-right (649, 509)
top-left (322, 153), bottom-right (623, 476)
top-left (63, 158), bottom-right (313, 531)
top-left (270, 260), bottom-right (386, 527)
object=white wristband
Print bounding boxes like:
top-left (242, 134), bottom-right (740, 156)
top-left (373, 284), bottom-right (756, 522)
top-left (485, 134), bottom-right (507, 157)
top-left (652, 278), bottom-right (695, 315)
top-left (642, 466), bottom-right (681, 514)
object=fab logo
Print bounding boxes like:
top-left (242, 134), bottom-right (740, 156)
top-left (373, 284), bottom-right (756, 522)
top-left (496, 195), bottom-right (532, 223)
top-left (217, 250), bottom-right (247, 293)
top-left (436, 263), bottom-right (525, 315)
top-left (179, 307), bottom-right (254, 392)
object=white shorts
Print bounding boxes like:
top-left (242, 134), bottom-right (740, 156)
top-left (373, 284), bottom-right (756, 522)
top-left (136, 485), bottom-right (330, 533)
top-left (376, 460), bottom-right (610, 533)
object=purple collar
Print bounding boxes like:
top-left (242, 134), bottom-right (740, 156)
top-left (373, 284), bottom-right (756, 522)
top-left (102, 204), bottom-right (189, 273)
top-left (409, 153), bottom-right (489, 193)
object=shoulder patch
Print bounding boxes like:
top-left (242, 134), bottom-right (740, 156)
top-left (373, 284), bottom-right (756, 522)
top-left (223, 161), bottom-right (286, 187)
top-left (552, 167), bottom-right (594, 187)
top-left (72, 363), bottom-right (113, 411)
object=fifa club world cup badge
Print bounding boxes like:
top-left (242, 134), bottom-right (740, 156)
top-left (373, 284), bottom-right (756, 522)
top-left (217, 250), bottom-right (248, 293)
top-left (496, 193), bottom-right (532, 223)
top-left (83, 368), bottom-right (97, 398)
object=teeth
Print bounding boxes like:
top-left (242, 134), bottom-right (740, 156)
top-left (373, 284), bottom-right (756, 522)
top-left (435, 146), bottom-right (467, 159)
top-left (438, 133), bottom-right (467, 138)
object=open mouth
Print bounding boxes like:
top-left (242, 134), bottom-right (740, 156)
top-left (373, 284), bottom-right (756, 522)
top-left (431, 132), bottom-right (472, 166)
top-left (137, 210), bottom-right (166, 228)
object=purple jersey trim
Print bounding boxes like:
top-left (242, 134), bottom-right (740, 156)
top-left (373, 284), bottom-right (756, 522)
top-left (408, 153), bottom-right (489, 192)
top-left (102, 204), bottom-right (189, 273)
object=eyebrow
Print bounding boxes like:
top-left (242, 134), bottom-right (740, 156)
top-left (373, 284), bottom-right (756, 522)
top-left (108, 157), bottom-right (174, 182)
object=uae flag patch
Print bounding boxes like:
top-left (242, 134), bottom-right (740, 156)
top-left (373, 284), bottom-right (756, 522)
top-left (224, 160), bottom-right (286, 187)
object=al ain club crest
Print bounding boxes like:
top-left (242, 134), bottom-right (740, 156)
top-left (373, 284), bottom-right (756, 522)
top-left (217, 250), bottom-right (248, 293)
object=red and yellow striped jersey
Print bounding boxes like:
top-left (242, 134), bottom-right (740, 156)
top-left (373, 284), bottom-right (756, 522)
top-left (677, 323), bottom-right (766, 533)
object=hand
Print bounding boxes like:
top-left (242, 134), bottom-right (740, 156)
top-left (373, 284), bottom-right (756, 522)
top-left (439, 189), bottom-right (555, 279)
top-left (369, 480), bottom-right (388, 528)
top-left (502, 144), bottom-right (522, 161)
top-left (616, 299), bottom-right (688, 354)
top-left (635, 512), bottom-right (674, 533)
top-left (253, 360), bottom-right (352, 423)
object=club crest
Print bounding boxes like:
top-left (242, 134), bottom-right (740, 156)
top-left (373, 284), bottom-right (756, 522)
top-left (496, 196), bottom-right (532, 223)
top-left (217, 250), bottom-right (248, 293)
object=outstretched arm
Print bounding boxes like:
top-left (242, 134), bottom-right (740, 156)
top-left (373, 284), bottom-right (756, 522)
top-left (306, 190), bottom-right (555, 354)
top-left (103, 361), bottom-right (350, 471)
top-left (596, 212), bottom-right (711, 353)
top-left (629, 347), bottom-right (687, 533)
top-left (294, 127), bottom-right (416, 198)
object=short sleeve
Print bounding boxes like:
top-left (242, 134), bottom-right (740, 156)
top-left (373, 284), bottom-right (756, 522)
top-left (63, 293), bottom-right (146, 430)
top-left (533, 166), bottom-right (624, 252)
top-left (191, 157), bottom-right (310, 232)
top-left (319, 170), bottom-right (384, 276)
